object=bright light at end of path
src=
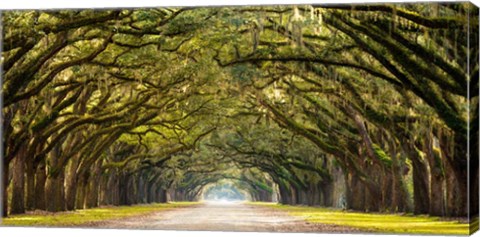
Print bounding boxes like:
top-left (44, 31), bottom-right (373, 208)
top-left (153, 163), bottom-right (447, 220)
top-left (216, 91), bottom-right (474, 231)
top-left (204, 199), bottom-right (243, 205)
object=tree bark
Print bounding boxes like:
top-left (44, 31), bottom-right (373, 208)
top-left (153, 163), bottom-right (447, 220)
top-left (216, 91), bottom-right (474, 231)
top-left (380, 170), bottom-right (393, 212)
top-left (445, 163), bottom-right (458, 216)
top-left (2, 159), bottom-right (10, 217)
top-left (119, 173), bottom-right (127, 205)
top-left (85, 160), bottom-right (102, 208)
top-left (157, 188), bottom-right (167, 203)
top-left (126, 175), bottom-right (136, 205)
top-left (34, 161), bottom-right (47, 210)
top-left (429, 173), bottom-right (445, 216)
top-left (295, 187), bottom-right (308, 205)
top-left (450, 166), bottom-right (468, 217)
top-left (289, 185), bottom-right (297, 205)
top-left (25, 159), bottom-right (36, 211)
top-left (278, 182), bottom-right (292, 205)
top-left (450, 134), bottom-right (469, 216)
top-left (389, 140), bottom-right (409, 212)
top-left (65, 156), bottom-right (80, 211)
top-left (402, 141), bottom-right (430, 214)
top-left (364, 178), bottom-right (381, 212)
top-left (137, 174), bottom-right (146, 204)
top-left (346, 172), bottom-right (365, 211)
top-left (306, 181), bottom-right (318, 206)
top-left (320, 180), bottom-right (334, 207)
top-left (424, 135), bottom-right (445, 216)
top-left (45, 173), bottom-right (66, 212)
top-left (76, 174), bottom-right (87, 209)
top-left (471, 168), bottom-right (479, 220)
top-left (10, 147), bottom-right (27, 214)
top-left (98, 173), bottom-right (108, 206)
top-left (147, 181), bottom-right (156, 203)
top-left (468, 99), bottom-right (478, 218)
top-left (85, 180), bottom-right (99, 208)
top-left (110, 172), bottom-right (120, 205)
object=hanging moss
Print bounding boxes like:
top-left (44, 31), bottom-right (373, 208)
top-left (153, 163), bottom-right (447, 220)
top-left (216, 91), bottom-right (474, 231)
top-left (372, 143), bottom-right (393, 168)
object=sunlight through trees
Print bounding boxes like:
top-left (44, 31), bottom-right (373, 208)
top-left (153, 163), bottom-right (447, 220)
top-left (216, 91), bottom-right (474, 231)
top-left (1, 3), bottom-right (478, 223)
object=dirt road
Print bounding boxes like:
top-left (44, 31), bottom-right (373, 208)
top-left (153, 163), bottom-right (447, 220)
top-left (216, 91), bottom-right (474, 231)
top-left (87, 201), bottom-right (361, 233)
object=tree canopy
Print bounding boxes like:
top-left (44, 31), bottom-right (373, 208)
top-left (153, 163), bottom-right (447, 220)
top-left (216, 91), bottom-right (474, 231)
top-left (1, 3), bottom-right (478, 219)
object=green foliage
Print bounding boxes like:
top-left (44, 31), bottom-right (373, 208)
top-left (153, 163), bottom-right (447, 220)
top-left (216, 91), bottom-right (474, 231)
top-left (230, 64), bottom-right (259, 84)
top-left (133, 11), bottom-right (157, 22)
top-left (254, 180), bottom-right (273, 193)
top-left (372, 144), bottom-right (393, 167)
top-left (2, 3), bottom-right (476, 220)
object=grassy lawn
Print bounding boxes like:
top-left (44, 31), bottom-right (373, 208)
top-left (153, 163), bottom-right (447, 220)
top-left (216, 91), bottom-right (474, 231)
top-left (250, 202), bottom-right (470, 235)
top-left (1, 202), bottom-right (199, 227)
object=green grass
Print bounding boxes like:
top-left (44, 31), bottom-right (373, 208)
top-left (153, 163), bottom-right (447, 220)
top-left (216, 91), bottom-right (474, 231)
top-left (1, 202), bottom-right (199, 227)
top-left (249, 202), bottom-right (469, 235)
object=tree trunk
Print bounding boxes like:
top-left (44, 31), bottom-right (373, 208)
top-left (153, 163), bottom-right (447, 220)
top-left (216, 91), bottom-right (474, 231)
top-left (470, 119), bottom-right (479, 219)
top-left (261, 189), bottom-right (272, 202)
top-left (65, 156), bottom-right (80, 211)
top-left (137, 175), bottom-right (146, 204)
top-left (119, 174), bottom-right (127, 205)
top-left (45, 173), bottom-right (66, 212)
top-left (100, 171), bottom-right (112, 206)
top-left (429, 173), bottom-right (445, 216)
top-left (10, 147), bottom-right (26, 214)
top-left (2, 159), bottom-right (10, 217)
top-left (278, 182), bottom-right (292, 205)
top-left (113, 177), bottom-right (120, 205)
top-left (25, 159), bottom-right (36, 211)
top-left (98, 173), bottom-right (109, 206)
top-left (445, 163), bottom-right (458, 216)
top-left (85, 160), bottom-right (102, 208)
top-left (390, 166), bottom-right (409, 212)
top-left (147, 181), bottom-right (156, 203)
top-left (320, 180), bottom-right (334, 207)
top-left (34, 161), bottom-right (47, 210)
top-left (380, 170), bottom-right (393, 212)
top-left (157, 188), bottom-right (167, 203)
top-left (126, 175), bottom-right (136, 205)
top-left (296, 188), bottom-right (308, 205)
top-left (2, 108), bottom-right (16, 217)
top-left (65, 177), bottom-right (78, 211)
top-left (346, 172), bottom-right (365, 211)
top-left (364, 178), bottom-right (381, 212)
top-left (110, 172), bottom-right (120, 205)
top-left (389, 140), bottom-right (409, 213)
top-left (424, 135), bottom-right (445, 216)
top-left (450, 134), bottom-right (468, 216)
top-left (290, 185), bottom-right (297, 205)
top-left (450, 162), bottom-right (468, 217)
top-left (76, 174), bottom-right (87, 209)
top-left (403, 141), bottom-right (430, 214)
top-left (85, 179), bottom-right (99, 208)
top-left (44, 143), bottom-right (66, 212)
top-left (471, 169), bottom-right (479, 220)
top-left (306, 181), bottom-right (318, 206)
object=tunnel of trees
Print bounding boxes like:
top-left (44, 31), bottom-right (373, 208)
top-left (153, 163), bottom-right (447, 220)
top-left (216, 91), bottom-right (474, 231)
top-left (1, 3), bottom-right (478, 219)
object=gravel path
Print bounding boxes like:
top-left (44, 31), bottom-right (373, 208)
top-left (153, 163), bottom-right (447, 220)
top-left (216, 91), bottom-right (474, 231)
top-left (85, 201), bottom-right (362, 233)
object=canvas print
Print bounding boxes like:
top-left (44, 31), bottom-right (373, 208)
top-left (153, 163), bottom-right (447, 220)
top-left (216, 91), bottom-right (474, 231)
top-left (0, 2), bottom-right (478, 235)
